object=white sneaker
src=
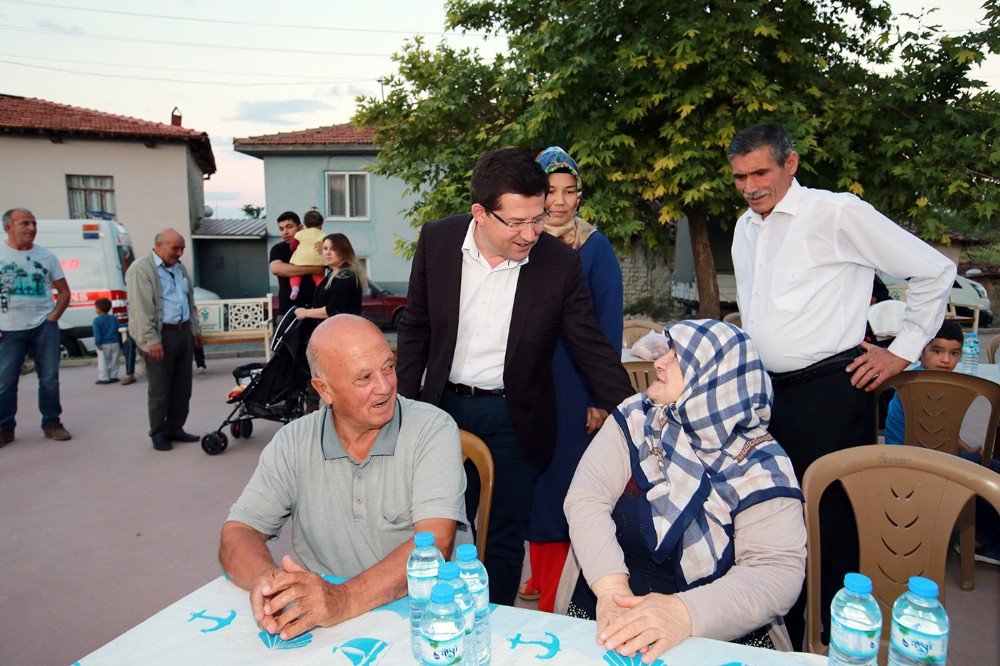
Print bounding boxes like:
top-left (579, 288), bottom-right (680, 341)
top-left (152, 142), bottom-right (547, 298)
top-left (197, 366), bottom-right (208, 375)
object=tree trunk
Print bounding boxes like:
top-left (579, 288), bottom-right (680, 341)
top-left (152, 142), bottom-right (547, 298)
top-left (687, 208), bottom-right (721, 319)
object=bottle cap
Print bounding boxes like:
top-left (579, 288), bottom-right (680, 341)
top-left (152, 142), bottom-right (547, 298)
top-left (844, 572), bottom-right (872, 595)
top-left (438, 562), bottom-right (459, 580)
top-left (456, 544), bottom-right (478, 561)
top-left (431, 582), bottom-right (455, 604)
top-left (414, 532), bottom-right (435, 547)
top-left (908, 576), bottom-right (938, 598)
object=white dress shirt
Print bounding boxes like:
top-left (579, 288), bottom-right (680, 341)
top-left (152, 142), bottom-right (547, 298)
top-left (448, 220), bottom-right (527, 389)
top-left (731, 179), bottom-right (956, 373)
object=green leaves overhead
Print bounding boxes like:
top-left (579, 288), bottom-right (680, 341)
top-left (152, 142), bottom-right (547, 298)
top-left (356, 0), bottom-right (999, 257)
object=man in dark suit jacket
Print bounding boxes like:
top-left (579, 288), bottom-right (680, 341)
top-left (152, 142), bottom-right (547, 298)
top-left (397, 148), bottom-right (634, 604)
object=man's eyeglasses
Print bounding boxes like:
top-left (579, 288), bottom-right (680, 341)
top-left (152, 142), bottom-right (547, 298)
top-left (489, 210), bottom-right (550, 231)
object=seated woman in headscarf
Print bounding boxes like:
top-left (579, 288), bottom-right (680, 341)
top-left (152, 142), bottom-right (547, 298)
top-left (564, 319), bottom-right (805, 661)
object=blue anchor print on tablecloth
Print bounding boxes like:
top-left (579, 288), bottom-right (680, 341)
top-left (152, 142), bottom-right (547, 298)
top-left (187, 609), bottom-right (236, 633)
top-left (331, 637), bottom-right (390, 665)
top-left (508, 631), bottom-right (561, 659)
top-left (258, 630), bottom-right (313, 649)
top-left (602, 650), bottom-right (666, 666)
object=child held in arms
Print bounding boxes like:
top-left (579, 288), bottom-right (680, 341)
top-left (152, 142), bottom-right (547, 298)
top-left (884, 320), bottom-right (999, 565)
top-left (287, 210), bottom-right (326, 301)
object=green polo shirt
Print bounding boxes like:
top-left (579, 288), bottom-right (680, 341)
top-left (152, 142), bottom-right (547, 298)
top-left (228, 396), bottom-right (469, 578)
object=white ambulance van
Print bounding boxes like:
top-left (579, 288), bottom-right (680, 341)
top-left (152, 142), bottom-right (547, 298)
top-left (33, 219), bottom-right (133, 356)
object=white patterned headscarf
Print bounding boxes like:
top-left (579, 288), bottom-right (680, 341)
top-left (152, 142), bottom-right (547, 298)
top-left (613, 319), bottom-right (802, 589)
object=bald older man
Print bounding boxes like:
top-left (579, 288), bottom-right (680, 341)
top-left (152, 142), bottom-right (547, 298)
top-left (220, 315), bottom-right (468, 640)
top-left (125, 228), bottom-right (202, 451)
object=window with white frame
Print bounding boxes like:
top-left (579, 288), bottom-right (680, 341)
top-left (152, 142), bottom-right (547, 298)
top-left (325, 172), bottom-right (369, 220)
top-left (67, 175), bottom-right (116, 218)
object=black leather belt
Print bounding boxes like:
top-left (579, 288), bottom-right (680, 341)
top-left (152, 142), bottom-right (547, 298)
top-left (161, 321), bottom-right (190, 331)
top-left (447, 382), bottom-right (505, 397)
top-left (768, 347), bottom-right (864, 389)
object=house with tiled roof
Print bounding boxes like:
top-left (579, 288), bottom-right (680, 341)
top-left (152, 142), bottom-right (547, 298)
top-left (0, 93), bottom-right (216, 276)
top-left (234, 122), bottom-right (414, 294)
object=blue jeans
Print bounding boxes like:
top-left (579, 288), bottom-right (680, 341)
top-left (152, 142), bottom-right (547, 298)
top-left (0, 319), bottom-right (63, 430)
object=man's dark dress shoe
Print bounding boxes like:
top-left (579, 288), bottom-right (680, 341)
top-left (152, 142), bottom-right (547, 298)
top-left (152, 436), bottom-right (173, 451)
top-left (168, 431), bottom-right (200, 443)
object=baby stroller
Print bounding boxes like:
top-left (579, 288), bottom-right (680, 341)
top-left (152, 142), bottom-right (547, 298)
top-left (201, 309), bottom-right (312, 455)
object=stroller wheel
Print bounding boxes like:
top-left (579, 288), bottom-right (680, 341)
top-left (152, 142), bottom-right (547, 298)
top-left (229, 421), bottom-right (242, 439)
top-left (202, 431), bottom-right (229, 455)
top-left (239, 418), bottom-right (253, 438)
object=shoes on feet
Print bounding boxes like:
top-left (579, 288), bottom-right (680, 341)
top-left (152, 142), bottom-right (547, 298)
top-left (152, 436), bottom-right (173, 451)
top-left (120, 375), bottom-right (137, 385)
top-left (0, 429), bottom-right (13, 447)
top-left (168, 431), bottom-right (201, 443)
top-left (517, 581), bottom-right (541, 601)
top-left (95, 378), bottom-right (117, 384)
top-left (197, 366), bottom-right (208, 375)
top-left (952, 541), bottom-right (1000, 566)
top-left (42, 422), bottom-right (72, 441)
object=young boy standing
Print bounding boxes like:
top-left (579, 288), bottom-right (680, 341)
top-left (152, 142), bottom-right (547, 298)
top-left (92, 297), bottom-right (120, 384)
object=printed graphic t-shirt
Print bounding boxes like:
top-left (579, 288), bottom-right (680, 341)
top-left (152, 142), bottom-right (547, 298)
top-left (0, 243), bottom-right (64, 330)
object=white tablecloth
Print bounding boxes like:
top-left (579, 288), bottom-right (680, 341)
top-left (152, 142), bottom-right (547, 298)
top-left (80, 575), bottom-right (825, 665)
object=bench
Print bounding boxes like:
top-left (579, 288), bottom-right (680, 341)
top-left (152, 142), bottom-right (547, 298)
top-left (194, 296), bottom-right (273, 360)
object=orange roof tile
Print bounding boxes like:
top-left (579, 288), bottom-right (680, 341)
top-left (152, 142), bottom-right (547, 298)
top-left (234, 123), bottom-right (374, 147)
top-left (0, 94), bottom-right (216, 174)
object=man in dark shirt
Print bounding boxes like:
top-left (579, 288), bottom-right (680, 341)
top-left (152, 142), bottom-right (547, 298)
top-left (269, 211), bottom-right (322, 315)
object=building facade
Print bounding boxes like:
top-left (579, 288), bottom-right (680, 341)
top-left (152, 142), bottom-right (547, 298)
top-left (234, 124), bottom-right (414, 294)
top-left (0, 94), bottom-right (216, 276)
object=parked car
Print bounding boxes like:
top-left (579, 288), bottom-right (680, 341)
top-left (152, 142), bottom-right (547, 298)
top-left (33, 218), bottom-right (133, 356)
top-left (363, 280), bottom-right (407, 328)
top-left (879, 271), bottom-right (994, 328)
top-left (268, 279), bottom-right (407, 328)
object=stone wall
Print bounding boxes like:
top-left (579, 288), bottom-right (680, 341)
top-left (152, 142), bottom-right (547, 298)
top-left (615, 238), bottom-right (679, 320)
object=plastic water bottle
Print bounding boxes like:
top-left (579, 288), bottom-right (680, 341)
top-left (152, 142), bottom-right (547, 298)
top-left (419, 582), bottom-right (466, 664)
top-left (438, 562), bottom-right (476, 663)
top-left (888, 576), bottom-right (949, 665)
top-left (829, 573), bottom-right (882, 665)
top-left (408, 532), bottom-right (444, 659)
top-left (961, 332), bottom-right (979, 375)
top-left (456, 543), bottom-right (491, 664)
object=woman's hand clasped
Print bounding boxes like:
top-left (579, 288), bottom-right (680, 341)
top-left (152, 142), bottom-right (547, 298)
top-left (598, 592), bottom-right (692, 664)
top-left (585, 407), bottom-right (609, 435)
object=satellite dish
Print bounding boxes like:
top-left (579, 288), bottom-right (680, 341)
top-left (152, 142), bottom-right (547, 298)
top-left (203, 206), bottom-right (214, 218)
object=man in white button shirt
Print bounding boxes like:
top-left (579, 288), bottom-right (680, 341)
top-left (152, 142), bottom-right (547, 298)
top-left (728, 122), bottom-right (955, 647)
top-left (397, 148), bottom-right (634, 605)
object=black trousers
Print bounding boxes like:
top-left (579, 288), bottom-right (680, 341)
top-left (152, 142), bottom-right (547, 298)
top-left (769, 351), bottom-right (876, 649)
top-left (439, 388), bottom-right (539, 606)
top-left (141, 326), bottom-right (194, 439)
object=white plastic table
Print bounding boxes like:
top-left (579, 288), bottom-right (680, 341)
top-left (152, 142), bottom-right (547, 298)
top-left (79, 575), bottom-right (826, 665)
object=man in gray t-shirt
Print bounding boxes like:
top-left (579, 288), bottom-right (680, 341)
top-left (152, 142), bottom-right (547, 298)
top-left (0, 208), bottom-right (72, 445)
top-left (220, 314), bottom-right (468, 640)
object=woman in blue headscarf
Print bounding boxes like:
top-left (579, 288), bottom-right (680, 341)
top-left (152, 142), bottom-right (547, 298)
top-left (565, 319), bottom-right (805, 660)
top-left (520, 146), bottom-right (624, 611)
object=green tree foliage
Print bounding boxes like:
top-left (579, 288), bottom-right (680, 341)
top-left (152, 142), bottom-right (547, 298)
top-left (356, 0), bottom-right (999, 317)
top-left (241, 204), bottom-right (265, 220)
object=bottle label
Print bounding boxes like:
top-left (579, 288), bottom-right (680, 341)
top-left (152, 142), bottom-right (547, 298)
top-left (420, 634), bottom-right (463, 664)
top-left (830, 616), bottom-right (879, 658)
top-left (890, 622), bottom-right (948, 663)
